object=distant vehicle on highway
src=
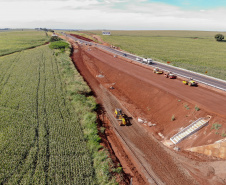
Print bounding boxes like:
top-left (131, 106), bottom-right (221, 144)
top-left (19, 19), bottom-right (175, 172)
top-left (142, 58), bottom-right (153, 64)
top-left (123, 53), bottom-right (127, 56)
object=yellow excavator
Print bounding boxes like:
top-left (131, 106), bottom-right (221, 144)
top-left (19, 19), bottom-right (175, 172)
top-left (114, 108), bottom-right (126, 126)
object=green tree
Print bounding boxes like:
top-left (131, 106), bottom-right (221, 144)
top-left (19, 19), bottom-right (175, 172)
top-left (215, 34), bottom-right (224, 41)
top-left (49, 29), bottom-right (54, 33)
top-left (49, 36), bottom-right (62, 42)
top-left (49, 41), bottom-right (69, 52)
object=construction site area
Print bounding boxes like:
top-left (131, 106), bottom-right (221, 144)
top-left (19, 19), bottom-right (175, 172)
top-left (62, 33), bottom-right (226, 185)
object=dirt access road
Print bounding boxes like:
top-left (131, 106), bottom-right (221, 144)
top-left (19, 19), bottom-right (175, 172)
top-left (64, 34), bottom-right (226, 184)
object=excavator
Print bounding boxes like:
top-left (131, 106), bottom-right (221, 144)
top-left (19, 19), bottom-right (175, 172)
top-left (114, 108), bottom-right (127, 126)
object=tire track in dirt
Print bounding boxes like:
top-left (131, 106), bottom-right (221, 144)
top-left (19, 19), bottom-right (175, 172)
top-left (97, 84), bottom-right (197, 185)
top-left (71, 43), bottom-right (200, 185)
top-left (70, 43), bottom-right (149, 184)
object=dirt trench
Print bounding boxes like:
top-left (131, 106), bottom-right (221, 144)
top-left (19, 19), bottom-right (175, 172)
top-left (66, 36), bottom-right (226, 184)
top-left (70, 42), bottom-right (147, 184)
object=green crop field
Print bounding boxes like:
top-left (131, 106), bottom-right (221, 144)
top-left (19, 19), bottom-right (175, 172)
top-left (89, 30), bottom-right (223, 37)
top-left (0, 30), bottom-right (49, 56)
top-left (0, 45), bottom-right (96, 184)
top-left (87, 30), bottom-right (226, 80)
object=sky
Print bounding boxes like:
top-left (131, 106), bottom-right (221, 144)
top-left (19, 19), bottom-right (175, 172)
top-left (0, 0), bottom-right (226, 31)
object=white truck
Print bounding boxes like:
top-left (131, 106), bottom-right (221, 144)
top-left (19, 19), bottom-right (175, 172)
top-left (142, 58), bottom-right (153, 64)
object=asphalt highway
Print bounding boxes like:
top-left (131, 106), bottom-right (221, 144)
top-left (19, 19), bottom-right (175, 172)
top-left (63, 33), bottom-right (226, 91)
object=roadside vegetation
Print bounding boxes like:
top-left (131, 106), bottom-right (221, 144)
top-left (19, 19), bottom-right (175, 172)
top-left (210, 123), bottom-right (226, 137)
top-left (49, 41), bottom-right (69, 52)
top-left (0, 45), bottom-right (95, 184)
top-left (83, 30), bottom-right (226, 80)
top-left (195, 105), bottom-right (200, 111)
top-left (0, 30), bottom-right (49, 56)
top-left (171, 115), bottom-right (175, 121)
top-left (215, 33), bottom-right (224, 41)
top-left (0, 34), bottom-right (118, 184)
top-left (55, 44), bottom-right (118, 184)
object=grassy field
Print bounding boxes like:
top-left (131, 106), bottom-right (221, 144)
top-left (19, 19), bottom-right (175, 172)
top-left (0, 30), bottom-right (49, 56)
top-left (89, 30), bottom-right (224, 38)
top-left (86, 30), bottom-right (226, 80)
top-left (0, 45), bottom-right (97, 184)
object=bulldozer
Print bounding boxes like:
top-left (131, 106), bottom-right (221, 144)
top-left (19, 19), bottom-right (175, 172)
top-left (114, 108), bottom-right (126, 126)
top-left (182, 78), bottom-right (198, 86)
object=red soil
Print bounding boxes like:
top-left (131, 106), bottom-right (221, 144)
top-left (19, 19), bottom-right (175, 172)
top-left (69, 34), bottom-right (94, 42)
top-left (63, 34), bottom-right (226, 184)
top-left (84, 46), bottom-right (226, 149)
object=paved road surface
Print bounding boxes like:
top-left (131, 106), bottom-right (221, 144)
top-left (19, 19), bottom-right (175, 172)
top-left (63, 33), bottom-right (226, 92)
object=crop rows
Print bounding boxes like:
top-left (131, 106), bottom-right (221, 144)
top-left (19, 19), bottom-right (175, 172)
top-left (0, 30), bottom-right (49, 56)
top-left (0, 46), bottom-right (95, 184)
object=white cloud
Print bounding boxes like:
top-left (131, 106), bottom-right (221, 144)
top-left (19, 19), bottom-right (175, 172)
top-left (0, 0), bottom-right (226, 31)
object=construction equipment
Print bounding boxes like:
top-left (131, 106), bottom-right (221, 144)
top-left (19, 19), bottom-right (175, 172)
top-left (114, 108), bottom-right (126, 126)
top-left (165, 72), bottom-right (177, 79)
top-left (153, 68), bottom-right (163, 74)
top-left (182, 78), bottom-right (198, 86)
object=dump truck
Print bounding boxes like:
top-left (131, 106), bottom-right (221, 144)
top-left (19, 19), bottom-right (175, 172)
top-left (182, 78), bottom-right (198, 86)
top-left (114, 108), bottom-right (126, 126)
top-left (165, 72), bottom-right (177, 79)
top-left (153, 68), bottom-right (163, 74)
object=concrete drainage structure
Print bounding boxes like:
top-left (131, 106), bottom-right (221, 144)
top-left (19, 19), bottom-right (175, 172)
top-left (170, 116), bottom-right (212, 144)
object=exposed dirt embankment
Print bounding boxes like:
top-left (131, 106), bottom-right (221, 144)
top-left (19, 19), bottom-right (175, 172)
top-left (83, 46), bottom-right (226, 149)
top-left (69, 41), bottom-right (147, 184)
top-left (66, 35), bottom-right (226, 184)
top-left (70, 34), bottom-right (94, 42)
